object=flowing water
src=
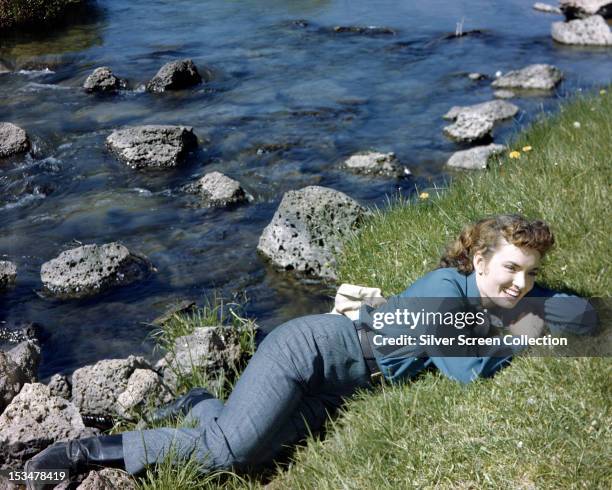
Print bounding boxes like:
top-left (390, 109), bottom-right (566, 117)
top-left (1, 0), bottom-right (610, 378)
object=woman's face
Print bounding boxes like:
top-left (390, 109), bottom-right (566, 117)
top-left (474, 240), bottom-right (541, 309)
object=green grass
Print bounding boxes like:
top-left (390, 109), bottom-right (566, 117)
top-left (120, 89), bottom-right (611, 489)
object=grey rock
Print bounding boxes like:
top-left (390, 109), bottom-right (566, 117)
top-left (443, 113), bottom-right (495, 143)
top-left (0, 383), bottom-right (89, 469)
top-left (494, 90), bottom-right (516, 99)
top-left (183, 171), bottom-right (253, 207)
top-left (0, 351), bottom-right (26, 414)
top-left (533, 2), bottom-right (563, 14)
top-left (77, 468), bottom-right (136, 490)
top-left (48, 373), bottom-right (71, 399)
top-left (342, 151), bottom-right (408, 177)
top-left (40, 242), bottom-right (150, 299)
top-left (491, 64), bottom-right (564, 90)
top-left (71, 355), bottom-right (154, 419)
top-left (0, 321), bottom-right (38, 345)
top-left (156, 326), bottom-right (245, 392)
top-left (257, 186), bottom-right (367, 280)
top-left (447, 144), bottom-right (507, 170)
top-left (443, 100), bottom-right (519, 122)
top-left (107, 125), bottom-right (198, 169)
top-left (115, 368), bottom-right (173, 421)
top-left (468, 72), bottom-right (486, 80)
top-left (151, 300), bottom-right (197, 326)
top-left (7, 339), bottom-right (40, 383)
top-left (552, 15), bottom-right (612, 45)
top-left (0, 122), bottom-right (30, 158)
top-left (333, 25), bottom-right (395, 35)
top-left (0, 260), bottom-right (17, 290)
top-left (560, 0), bottom-right (612, 19)
top-left (83, 66), bottom-right (127, 93)
top-left (146, 59), bottom-right (203, 93)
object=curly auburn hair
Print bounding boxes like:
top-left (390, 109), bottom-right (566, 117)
top-left (439, 215), bottom-right (555, 274)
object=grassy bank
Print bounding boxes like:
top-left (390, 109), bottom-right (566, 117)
top-left (129, 89), bottom-right (611, 489)
top-left (0, 0), bottom-right (84, 30)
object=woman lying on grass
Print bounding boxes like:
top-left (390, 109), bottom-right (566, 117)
top-left (26, 214), bottom-right (597, 489)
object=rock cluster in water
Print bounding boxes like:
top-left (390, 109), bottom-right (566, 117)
top-left (146, 59), bottom-right (204, 92)
top-left (83, 66), bottom-right (128, 93)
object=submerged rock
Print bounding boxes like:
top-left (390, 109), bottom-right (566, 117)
top-left (72, 355), bottom-right (172, 420)
top-left (40, 242), bottom-right (151, 299)
top-left (494, 89), bottom-right (516, 99)
top-left (552, 15), bottom-right (612, 45)
top-left (0, 260), bottom-right (17, 290)
top-left (533, 2), bottom-right (563, 14)
top-left (156, 326), bottom-right (246, 392)
top-left (83, 66), bottom-right (127, 93)
top-left (0, 122), bottom-right (30, 158)
top-left (257, 186), bottom-right (367, 280)
top-left (107, 125), bottom-right (198, 169)
top-left (183, 171), bottom-right (253, 207)
top-left (0, 383), bottom-right (91, 470)
top-left (447, 144), bottom-right (507, 170)
top-left (560, 0), bottom-right (612, 19)
top-left (342, 151), bottom-right (407, 177)
top-left (468, 72), bottom-right (487, 80)
top-left (146, 59), bottom-right (203, 93)
top-left (491, 64), bottom-right (564, 90)
top-left (332, 25), bottom-right (395, 35)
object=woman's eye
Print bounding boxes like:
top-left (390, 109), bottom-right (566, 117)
top-left (504, 265), bottom-right (515, 271)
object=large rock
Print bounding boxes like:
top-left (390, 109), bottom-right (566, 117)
top-left (83, 66), bottom-right (127, 93)
top-left (77, 468), bottom-right (136, 490)
top-left (0, 260), bottom-right (17, 290)
top-left (552, 15), bottom-right (612, 45)
top-left (0, 351), bottom-right (27, 414)
top-left (491, 64), bottom-right (564, 91)
top-left (72, 356), bottom-right (171, 420)
top-left (342, 151), bottom-right (407, 177)
top-left (257, 186), bottom-right (367, 280)
top-left (183, 171), bottom-right (253, 207)
top-left (146, 59), bottom-right (203, 93)
top-left (0, 122), bottom-right (30, 158)
top-left (7, 339), bottom-right (40, 383)
top-left (156, 326), bottom-right (245, 392)
top-left (560, 1), bottom-right (612, 19)
top-left (443, 113), bottom-right (495, 143)
top-left (40, 242), bottom-right (150, 299)
top-left (443, 100), bottom-right (519, 122)
top-left (0, 383), bottom-right (91, 469)
top-left (107, 125), bottom-right (198, 169)
top-left (447, 144), bottom-right (507, 170)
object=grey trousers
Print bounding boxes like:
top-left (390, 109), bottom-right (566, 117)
top-left (122, 313), bottom-right (372, 475)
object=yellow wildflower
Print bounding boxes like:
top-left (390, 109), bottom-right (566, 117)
top-left (419, 192), bottom-right (429, 200)
top-left (509, 150), bottom-right (521, 159)
top-left (522, 145), bottom-right (532, 152)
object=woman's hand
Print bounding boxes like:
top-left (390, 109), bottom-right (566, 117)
top-left (507, 312), bottom-right (545, 339)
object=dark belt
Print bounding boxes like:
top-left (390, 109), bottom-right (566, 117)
top-left (354, 322), bottom-right (383, 382)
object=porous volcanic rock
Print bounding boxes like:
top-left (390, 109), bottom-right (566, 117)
top-left (443, 113), bottom-right (495, 143)
top-left (560, 0), bottom-right (612, 19)
top-left (491, 64), bottom-right (564, 91)
top-left (115, 368), bottom-right (173, 420)
top-left (155, 326), bottom-right (246, 392)
top-left (342, 151), bottom-right (407, 177)
top-left (107, 125), bottom-right (198, 169)
top-left (0, 122), bottom-right (30, 158)
top-left (77, 468), bottom-right (136, 489)
top-left (447, 144), bottom-right (507, 170)
top-left (552, 15), bottom-right (612, 45)
top-left (47, 373), bottom-right (71, 399)
top-left (40, 242), bottom-right (150, 299)
top-left (83, 66), bottom-right (127, 93)
top-left (7, 339), bottom-right (40, 383)
top-left (0, 351), bottom-right (27, 414)
top-left (0, 383), bottom-right (92, 469)
top-left (257, 186), bottom-right (367, 280)
top-left (146, 59), bottom-right (203, 93)
top-left (443, 100), bottom-right (519, 122)
top-left (183, 171), bottom-right (253, 207)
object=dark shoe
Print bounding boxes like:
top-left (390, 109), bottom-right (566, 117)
top-left (145, 387), bottom-right (213, 425)
top-left (24, 435), bottom-right (124, 490)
